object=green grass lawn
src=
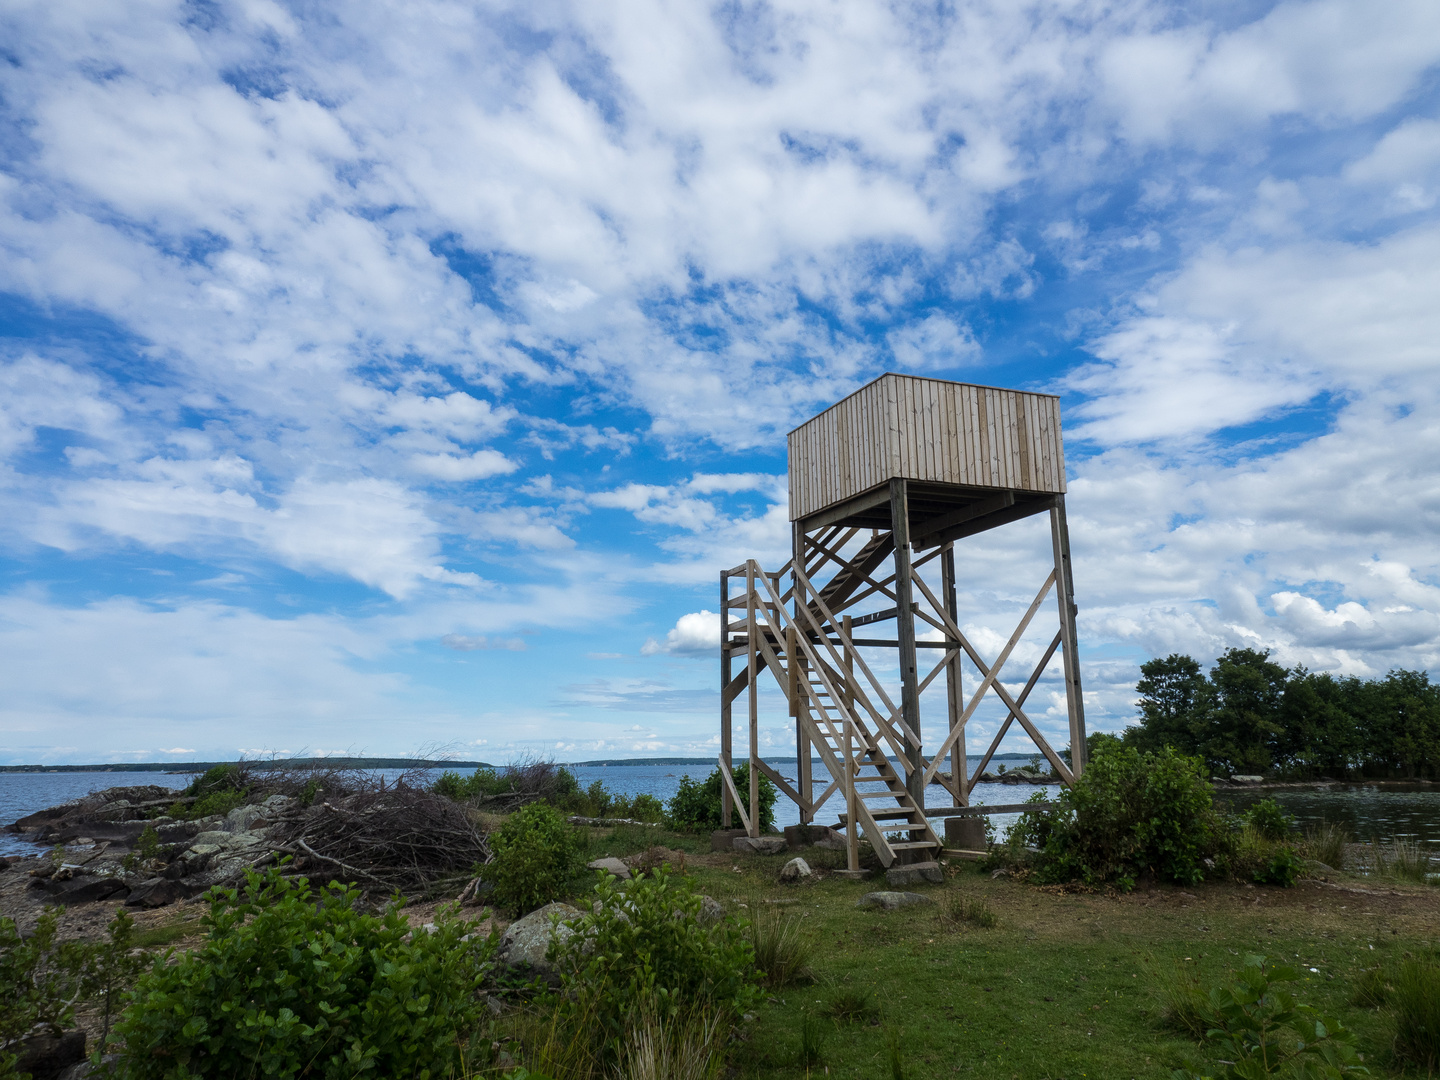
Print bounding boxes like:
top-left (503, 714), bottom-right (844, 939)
top-left (663, 847), bottom-right (1440, 1079)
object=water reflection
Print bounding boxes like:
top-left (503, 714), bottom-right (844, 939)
top-left (1220, 785), bottom-right (1440, 850)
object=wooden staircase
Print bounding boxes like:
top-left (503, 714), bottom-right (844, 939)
top-left (730, 562), bottom-right (941, 868)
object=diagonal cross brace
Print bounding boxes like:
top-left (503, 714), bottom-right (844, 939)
top-left (914, 568), bottom-right (1075, 786)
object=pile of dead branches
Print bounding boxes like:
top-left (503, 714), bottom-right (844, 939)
top-left (269, 782), bottom-right (491, 895)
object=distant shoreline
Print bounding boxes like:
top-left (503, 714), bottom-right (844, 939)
top-left (0, 752), bottom-right (1041, 774)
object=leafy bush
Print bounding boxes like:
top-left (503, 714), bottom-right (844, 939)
top-left (170, 763), bottom-right (251, 820)
top-left (122, 825), bottom-right (165, 873)
top-left (2, 908), bottom-right (144, 1073)
top-left (1252, 846), bottom-right (1302, 888)
top-left (1173, 955), bottom-right (1369, 1078)
top-left (559, 782), bottom-right (666, 822)
top-left (431, 760), bottom-right (582, 808)
top-left (1013, 744), bottom-right (1228, 888)
top-left (480, 802), bottom-right (585, 915)
top-left (1244, 799), bottom-right (1295, 841)
top-left (665, 764), bottom-right (776, 834)
top-left (1390, 956), bottom-right (1440, 1070)
top-left (113, 868), bottom-right (494, 1080)
top-left (549, 868), bottom-right (762, 1049)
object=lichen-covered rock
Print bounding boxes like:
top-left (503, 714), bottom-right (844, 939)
top-left (586, 856), bottom-right (631, 880)
top-left (698, 895), bottom-right (725, 924)
top-left (884, 860), bottom-right (943, 886)
top-left (224, 805), bottom-right (271, 833)
top-left (497, 902), bottom-right (582, 980)
top-left (733, 836), bottom-right (787, 855)
top-left (779, 857), bottom-right (813, 883)
top-left (856, 891), bottom-right (933, 911)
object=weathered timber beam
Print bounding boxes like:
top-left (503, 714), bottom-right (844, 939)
top-left (849, 605), bottom-right (901, 628)
top-left (919, 802), bottom-right (1057, 817)
top-left (722, 666), bottom-right (750, 705)
top-left (754, 759), bottom-right (809, 813)
top-left (922, 495), bottom-right (1057, 548)
top-left (911, 491), bottom-right (1015, 549)
top-left (796, 484), bottom-right (892, 532)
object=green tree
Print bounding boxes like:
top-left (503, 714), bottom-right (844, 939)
top-left (1128, 653), bottom-right (1212, 756)
top-left (1354, 670), bottom-right (1440, 778)
top-left (665, 763), bottom-right (776, 833)
top-left (1201, 649), bottom-right (1287, 775)
top-left (1275, 669), bottom-right (1360, 778)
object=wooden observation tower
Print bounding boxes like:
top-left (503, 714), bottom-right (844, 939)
top-left (718, 373), bottom-right (1086, 870)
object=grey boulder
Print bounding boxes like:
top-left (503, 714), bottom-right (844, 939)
top-left (732, 836), bottom-right (788, 855)
top-left (778, 857), bottom-right (813, 883)
top-left (586, 857), bottom-right (631, 881)
top-left (498, 902), bottom-right (583, 980)
top-left (885, 859), bottom-right (944, 886)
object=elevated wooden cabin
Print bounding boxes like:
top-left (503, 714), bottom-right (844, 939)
top-left (720, 372), bottom-right (1086, 872)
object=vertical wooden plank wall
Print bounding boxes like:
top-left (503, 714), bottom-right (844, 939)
top-left (787, 374), bottom-right (1067, 521)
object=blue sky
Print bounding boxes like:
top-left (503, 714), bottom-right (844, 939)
top-left (1, 0), bottom-right (1437, 766)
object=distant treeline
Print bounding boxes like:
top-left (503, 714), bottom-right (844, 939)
top-left (1119, 648), bottom-right (1440, 779)
top-left (0, 757), bottom-right (493, 774)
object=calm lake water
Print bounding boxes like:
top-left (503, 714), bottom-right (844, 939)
top-left (5, 767), bottom-right (1438, 857)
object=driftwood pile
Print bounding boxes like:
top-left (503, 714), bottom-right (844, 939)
top-left (268, 782), bottom-right (491, 894)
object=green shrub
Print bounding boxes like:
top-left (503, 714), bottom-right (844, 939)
top-left (172, 763), bottom-right (251, 821)
top-left (549, 868), bottom-right (762, 1050)
top-left (1174, 955), bottom-right (1368, 1078)
top-left (1014, 745), bottom-right (1228, 888)
top-left (113, 867), bottom-right (494, 1080)
top-left (2, 908), bottom-right (145, 1073)
top-left (1252, 846), bottom-right (1302, 888)
top-left (122, 825), bottom-right (165, 873)
top-left (1390, 956), bottom-right (1440, 1070)
top-left (665, 764), bottom-right (776, 834)
top-left (1244, 799), bottom-right (1295, 841)
top-left (480, 802), bottom-right (585, 915)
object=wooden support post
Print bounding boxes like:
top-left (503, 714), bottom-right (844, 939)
top-left (1050, 496), bottom-right (1087, 778)
top-left (789, 621), bottom-right (814, 823)
top-left (789, 519), bottom-right (811, 824)
top-left (720, 571), bottom-right (732, 828)
top-left (889, 478), bottom-right (924, 833)
top-left (941, 543), bottom-right (966, 807)
top-left (746, 561), bottom-right (760, 837)
top-left (842, 613), bottom-right (859, 872)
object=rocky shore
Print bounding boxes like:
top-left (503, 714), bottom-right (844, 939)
top-left (2, 785), bottom-right (299, 915)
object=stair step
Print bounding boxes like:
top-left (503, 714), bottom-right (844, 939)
top-left (859, 790), bottom-right (911, 799)
top-left (886, 840), bottom-right (941, 851)
top-left (840, 809), bottom-right (919, 822)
